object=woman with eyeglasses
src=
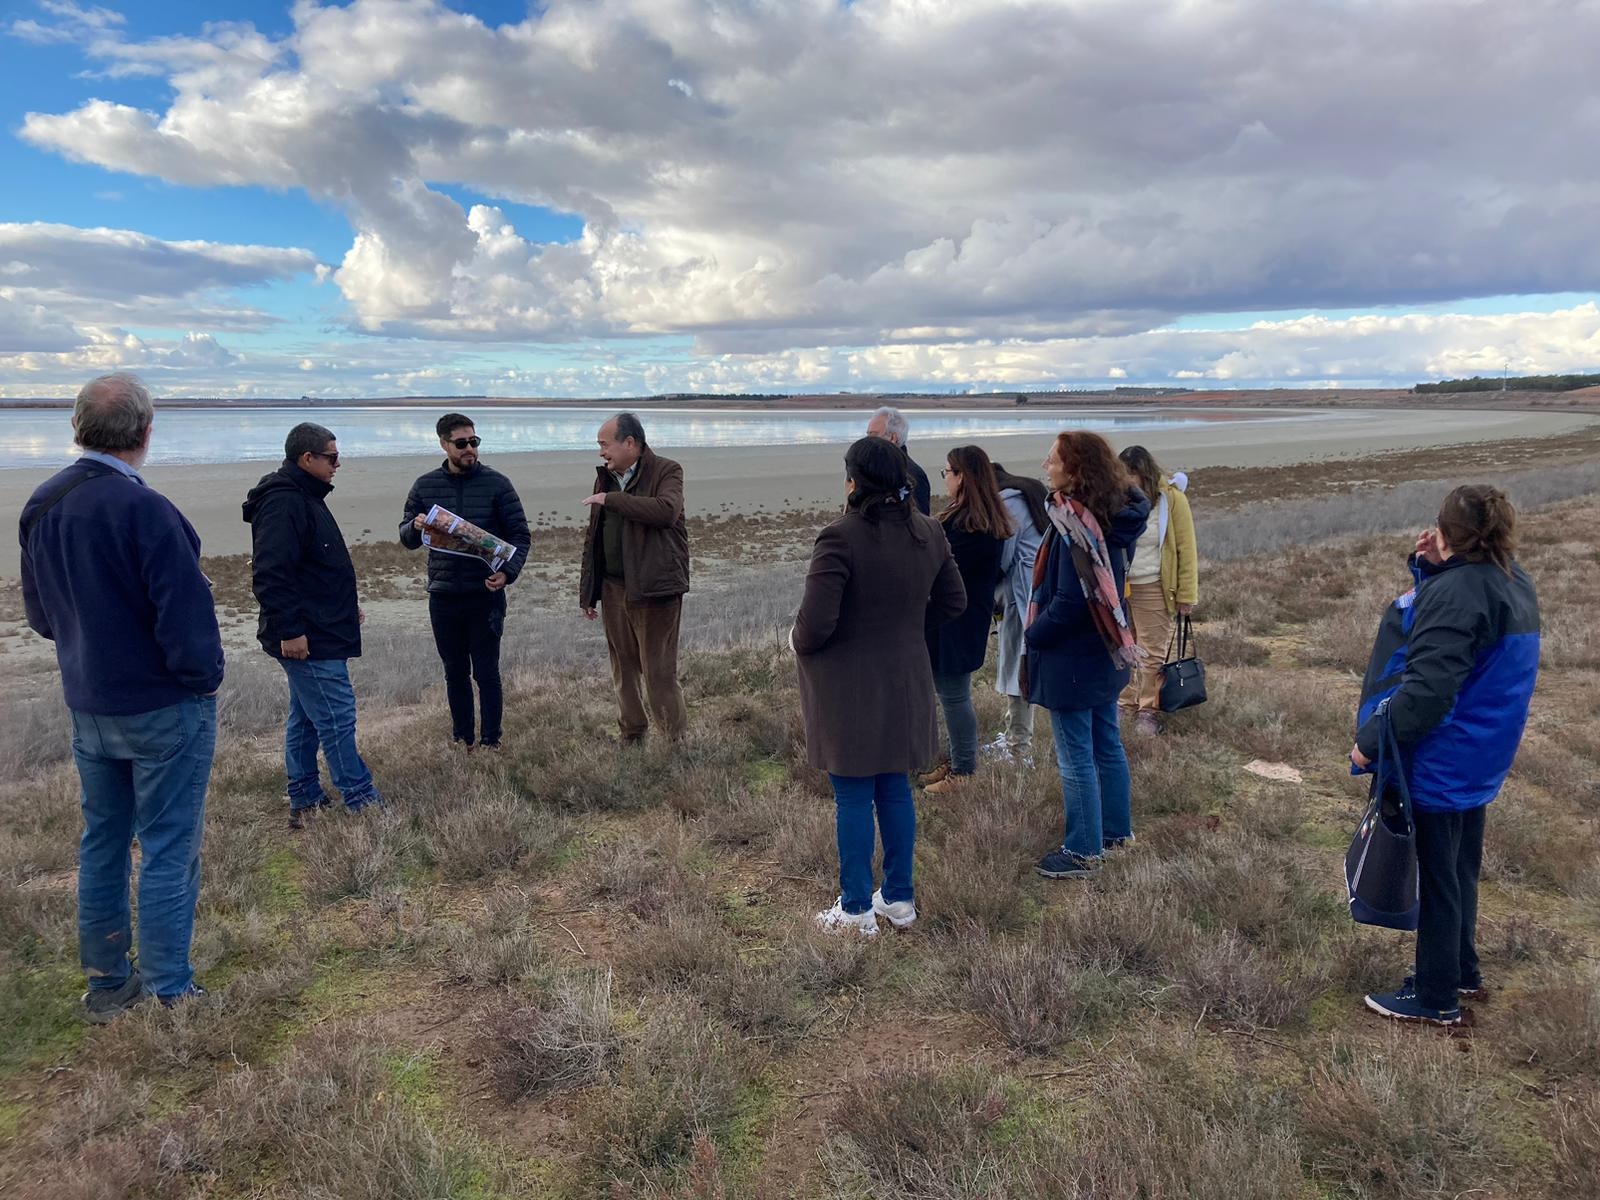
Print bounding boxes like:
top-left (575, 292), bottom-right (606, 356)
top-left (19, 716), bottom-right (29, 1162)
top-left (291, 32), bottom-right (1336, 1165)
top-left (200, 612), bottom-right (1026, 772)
top-left (1026, 431), bottom-right (1150, 878)
top-left (920, 445), bottom-right (1014, 795)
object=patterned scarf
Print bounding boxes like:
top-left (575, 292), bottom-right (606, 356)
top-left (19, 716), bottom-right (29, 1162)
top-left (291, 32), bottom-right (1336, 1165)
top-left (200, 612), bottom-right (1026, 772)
top-left (1027, 493), bottom-right (1143, 670)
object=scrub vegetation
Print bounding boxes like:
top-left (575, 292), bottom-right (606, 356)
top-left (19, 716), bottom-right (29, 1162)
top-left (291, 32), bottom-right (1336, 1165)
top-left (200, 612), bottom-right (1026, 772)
top-left (0, 451), bottom-right (1596, 1197)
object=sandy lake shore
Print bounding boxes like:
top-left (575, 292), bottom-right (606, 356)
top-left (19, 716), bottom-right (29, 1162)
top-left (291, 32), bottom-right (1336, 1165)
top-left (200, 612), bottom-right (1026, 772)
top-left (1, 405), bottom-right (1594, 577)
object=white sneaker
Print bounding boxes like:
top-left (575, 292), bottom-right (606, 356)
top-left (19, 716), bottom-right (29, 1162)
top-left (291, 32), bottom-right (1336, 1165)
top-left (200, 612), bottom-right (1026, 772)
top-left (872, 889), bottom-right (917, 929)
top-left (979, 734), bottom-right (1013, 762)
top-left (814, 898), bottom-right (879, 937)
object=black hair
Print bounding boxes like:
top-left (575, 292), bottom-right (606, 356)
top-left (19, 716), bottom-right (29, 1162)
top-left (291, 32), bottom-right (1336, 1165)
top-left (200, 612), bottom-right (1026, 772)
top-left (843, 436), bottom-right (923, 541)
top-left (285, 422), bottom-right (336, 462)
top-left (612, 411), bottom-right (647, 448)
top-left (436, 412), bottom-right (474, 439)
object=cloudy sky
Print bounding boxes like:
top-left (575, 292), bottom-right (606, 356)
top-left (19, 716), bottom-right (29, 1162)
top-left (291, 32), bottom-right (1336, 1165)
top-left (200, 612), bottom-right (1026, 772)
top-left (1, 0), bottom-right (1597, 398)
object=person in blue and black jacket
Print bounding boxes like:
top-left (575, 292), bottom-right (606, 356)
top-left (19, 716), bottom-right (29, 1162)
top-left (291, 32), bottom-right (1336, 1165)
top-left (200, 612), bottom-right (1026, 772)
top-left (1352, 484), bottom-right (1540, 1027)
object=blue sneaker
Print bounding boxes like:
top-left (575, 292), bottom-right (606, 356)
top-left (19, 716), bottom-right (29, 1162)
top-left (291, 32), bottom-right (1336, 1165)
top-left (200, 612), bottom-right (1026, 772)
top-left (1365, 981), bottom-right (1461, 1026)
top-left (158, 983), bottom-right (209, 1010)
top-left (1402, 974), bottom-right (1487, 1001)
top-left (1035, 849), bottom-right (1099, 879)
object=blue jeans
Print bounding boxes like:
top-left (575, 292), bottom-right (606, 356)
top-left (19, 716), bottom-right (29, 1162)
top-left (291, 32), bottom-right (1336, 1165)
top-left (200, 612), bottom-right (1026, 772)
top-left (829, 773), bottom-right (916, 915)
top-left (932, 669), bottom-right (979, 774)
top-left (280, 658), bottom-right (379, 811)
top-left (1049, 702), bottom-right (1132, 859)
top-left (72, 695), bottom-right (216, 999)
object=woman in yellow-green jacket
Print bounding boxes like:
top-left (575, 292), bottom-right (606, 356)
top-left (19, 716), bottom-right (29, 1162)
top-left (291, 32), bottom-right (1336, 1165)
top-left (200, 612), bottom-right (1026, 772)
top-left (1117, 445), bottom-right (1199, 734)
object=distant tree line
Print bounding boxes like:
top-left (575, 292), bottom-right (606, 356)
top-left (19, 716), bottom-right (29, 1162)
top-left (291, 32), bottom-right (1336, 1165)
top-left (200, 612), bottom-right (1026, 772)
top-left (1414, 373), bottom-right (1600, 394)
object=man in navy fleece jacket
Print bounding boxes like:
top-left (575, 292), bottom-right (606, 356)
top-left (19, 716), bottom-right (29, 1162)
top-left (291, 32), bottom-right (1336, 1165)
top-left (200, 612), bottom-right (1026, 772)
top-left (20, 374), bottom-right (223, 1024)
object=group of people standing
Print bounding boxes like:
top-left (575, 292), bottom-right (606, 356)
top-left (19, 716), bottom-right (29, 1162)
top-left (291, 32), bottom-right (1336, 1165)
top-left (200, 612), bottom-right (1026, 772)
top-left (20, 376), bottom-right (1540, 1037)
top-left (795, 418), bottom-right (1201, 934)
top-left (18, 375), bottom-right (690, 1021)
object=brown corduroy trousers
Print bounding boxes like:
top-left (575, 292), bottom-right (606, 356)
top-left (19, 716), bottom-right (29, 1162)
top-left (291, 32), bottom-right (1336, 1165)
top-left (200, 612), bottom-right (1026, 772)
top-left (601, 577), bottom-right (687, 740)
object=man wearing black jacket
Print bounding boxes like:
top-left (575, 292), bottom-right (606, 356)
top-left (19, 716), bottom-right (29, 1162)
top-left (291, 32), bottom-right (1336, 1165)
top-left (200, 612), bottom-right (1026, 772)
top-left (243, 422), bottom-right (383, 828)
top-left (400, 413), bottom-right (531, 751)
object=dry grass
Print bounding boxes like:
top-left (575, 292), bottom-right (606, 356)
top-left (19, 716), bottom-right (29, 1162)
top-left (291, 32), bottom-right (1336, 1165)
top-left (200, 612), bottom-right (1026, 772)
top-left (1, 461), bottom-right (1597, 1197)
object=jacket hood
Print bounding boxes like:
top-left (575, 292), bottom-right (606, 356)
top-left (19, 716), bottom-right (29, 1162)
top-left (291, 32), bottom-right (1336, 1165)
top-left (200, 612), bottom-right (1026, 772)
top-left (1169, 471), bottom-right (1188, 494)
top-left (242, 461), bottom-right (331, 522)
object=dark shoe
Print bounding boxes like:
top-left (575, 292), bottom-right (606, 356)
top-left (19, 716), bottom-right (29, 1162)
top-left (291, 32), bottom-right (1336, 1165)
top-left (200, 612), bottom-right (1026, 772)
top-left (81, 971), bottom-right (144, 1025)
top-left (453, 738), bottom-right (475, 753)
top-left (1103, 835), bottom-right (1136, 852)
top-left (1035, 849), bottom-right (1099, 879)
top-left (1365, 982), bottom-right (1461, 1026)
top-left (288, 795), bottom-right (333, 830)
top-left (478, 742), bottom-right (503, 755)
top-left (344, 792), bottom-right (386, 814)
top-left (159, 983), bottom-right (209, 1009)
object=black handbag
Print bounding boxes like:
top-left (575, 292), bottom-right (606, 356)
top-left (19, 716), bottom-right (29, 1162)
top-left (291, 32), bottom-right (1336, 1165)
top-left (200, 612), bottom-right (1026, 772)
top-left (1344, 709), bottom-right (1420, 931)
top-left (1157, 614), bottom-right (1207, 712)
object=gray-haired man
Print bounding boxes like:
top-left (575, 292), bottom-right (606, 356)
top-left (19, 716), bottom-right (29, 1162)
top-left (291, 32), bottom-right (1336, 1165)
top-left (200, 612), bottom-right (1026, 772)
top-left (21, 374), bottom-right (223, 1021)
top-left (578, 413), bottom-right (690, 742)
top-left (866, 406), bottom-right (931, 515)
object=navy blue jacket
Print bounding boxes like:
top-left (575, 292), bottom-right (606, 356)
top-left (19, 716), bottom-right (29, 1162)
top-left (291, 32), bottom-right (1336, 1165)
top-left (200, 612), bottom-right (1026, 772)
top-left (906, 453), bottom-right (932, 517)
top-left (20, 461), bottom-right (223, 715)
top-left (926, 519), bottom-right (1006, 675)
top-left (1355, 554), bottom-right (1540, 812)
top-left (398, 461), bottom-right (530, 593)
top-left (242, 462), bottom-right (361, 660)
top-left (1024, 489), bottom-right (1150, 712)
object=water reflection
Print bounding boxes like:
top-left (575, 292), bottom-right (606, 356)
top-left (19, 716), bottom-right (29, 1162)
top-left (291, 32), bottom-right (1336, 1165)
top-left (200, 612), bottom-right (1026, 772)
top-left (0, 405), bottom-right (1296, 469)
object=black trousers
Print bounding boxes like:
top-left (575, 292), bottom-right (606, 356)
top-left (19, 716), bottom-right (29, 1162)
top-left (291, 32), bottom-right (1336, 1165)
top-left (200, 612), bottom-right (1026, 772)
top-left (1413, 805), bottom-right (1487, 1010)
top-left (428, 589), bottom-right (506, 746)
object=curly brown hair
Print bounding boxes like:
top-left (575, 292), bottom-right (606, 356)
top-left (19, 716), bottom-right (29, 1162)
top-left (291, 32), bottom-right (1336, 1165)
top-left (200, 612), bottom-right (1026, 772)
top-left (1052, 431), bottom-right (1129, 527)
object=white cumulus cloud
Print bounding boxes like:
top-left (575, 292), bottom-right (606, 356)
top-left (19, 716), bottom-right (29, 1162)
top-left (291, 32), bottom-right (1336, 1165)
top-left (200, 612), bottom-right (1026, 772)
top-left (15, 0), bottom-right (1597, 354)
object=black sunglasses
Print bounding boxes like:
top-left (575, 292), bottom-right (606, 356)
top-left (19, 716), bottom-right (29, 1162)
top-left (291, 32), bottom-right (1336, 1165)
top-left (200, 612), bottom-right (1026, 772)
top-left (448, 436), bottom-right (482, 449)
top-left (309, 450), bottom-right (340, 466)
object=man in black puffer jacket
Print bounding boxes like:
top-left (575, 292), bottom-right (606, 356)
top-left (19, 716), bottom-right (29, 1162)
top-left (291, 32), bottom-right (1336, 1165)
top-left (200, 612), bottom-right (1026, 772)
top-left (400, 413), bottom-right (531, 751)
top-left (244, 422), bottom-right (383, 828)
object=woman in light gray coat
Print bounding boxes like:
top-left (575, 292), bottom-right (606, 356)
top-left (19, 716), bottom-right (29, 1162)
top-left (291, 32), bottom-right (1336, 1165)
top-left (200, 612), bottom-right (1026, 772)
top-left (987, 464), bottom-right (1049, 764)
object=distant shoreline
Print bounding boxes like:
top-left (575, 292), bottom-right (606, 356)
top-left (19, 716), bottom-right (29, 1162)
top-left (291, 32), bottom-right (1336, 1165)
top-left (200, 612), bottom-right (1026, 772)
top-left (1, 405), bottom-right (1594, 577)
top-left (3, 387), bottom-right (1595, 415)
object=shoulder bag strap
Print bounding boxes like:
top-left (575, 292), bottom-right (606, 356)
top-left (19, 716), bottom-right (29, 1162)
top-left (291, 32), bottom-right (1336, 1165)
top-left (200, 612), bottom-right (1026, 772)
top-left (21, 467), bottom-right (114, 537)
top-left (1378, 708), bottom-right (1415, 827)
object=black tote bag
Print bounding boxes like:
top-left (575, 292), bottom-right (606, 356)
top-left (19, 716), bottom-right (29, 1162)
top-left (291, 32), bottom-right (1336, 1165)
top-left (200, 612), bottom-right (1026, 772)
top-left (1344, 710), bottom-right (1420, 931)
top-left (1158, 614), bottom-right (1207, 712)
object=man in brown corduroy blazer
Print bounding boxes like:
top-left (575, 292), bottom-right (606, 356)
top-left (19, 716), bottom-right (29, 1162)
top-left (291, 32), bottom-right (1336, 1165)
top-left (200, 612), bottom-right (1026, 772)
top-left (579, 413), bottom-right (690, 742)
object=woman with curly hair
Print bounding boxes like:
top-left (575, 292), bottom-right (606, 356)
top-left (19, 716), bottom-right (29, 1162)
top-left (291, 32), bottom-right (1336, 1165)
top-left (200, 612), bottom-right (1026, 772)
top-left (1025, 431), bottom-right (1150, 878)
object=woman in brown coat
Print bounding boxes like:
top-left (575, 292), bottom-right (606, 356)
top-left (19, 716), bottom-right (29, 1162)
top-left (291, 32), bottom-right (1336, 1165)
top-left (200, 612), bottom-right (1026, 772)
top-left (794, 437), bottom-right (966, 935)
